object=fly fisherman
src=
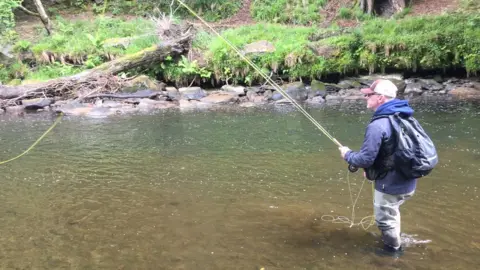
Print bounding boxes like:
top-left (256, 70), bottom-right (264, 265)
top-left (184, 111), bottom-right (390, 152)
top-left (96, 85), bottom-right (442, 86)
top-left (338, 79), bottom-right (417, 257)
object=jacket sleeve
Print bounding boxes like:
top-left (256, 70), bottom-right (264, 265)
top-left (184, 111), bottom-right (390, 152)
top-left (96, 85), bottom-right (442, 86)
top-left (344, 122), bottom-right (384, 168)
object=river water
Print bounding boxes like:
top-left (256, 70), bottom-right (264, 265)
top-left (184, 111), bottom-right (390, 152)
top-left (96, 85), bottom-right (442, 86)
top-left (0, 101), bottom-right (479, 269)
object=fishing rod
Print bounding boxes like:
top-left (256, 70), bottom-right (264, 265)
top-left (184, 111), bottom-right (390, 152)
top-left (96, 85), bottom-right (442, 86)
top-left (174, 0), bottom-right (359, 173)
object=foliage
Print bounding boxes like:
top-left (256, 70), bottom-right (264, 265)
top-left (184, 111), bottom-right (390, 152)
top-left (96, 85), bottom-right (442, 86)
top-left (196, 13), bottom-right (480, 84)
top-left (25, 63), bottom-right (85, 81)
top-left (251, 0), bottom-right (327, 25)
top-left (0, 0), bottom-right (21, 44)
top-left (460, 0), bottom-right (480, 12)
top-left (51, 0), bottom-right (241, 21)
top-left (29, 16), bottom-right (158, 62)
top-left (205, 23), bottom-right (316, 84)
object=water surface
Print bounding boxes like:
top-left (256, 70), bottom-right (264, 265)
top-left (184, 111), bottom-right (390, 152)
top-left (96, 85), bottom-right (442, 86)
top-left (0, 101), bottom-right (479, 269)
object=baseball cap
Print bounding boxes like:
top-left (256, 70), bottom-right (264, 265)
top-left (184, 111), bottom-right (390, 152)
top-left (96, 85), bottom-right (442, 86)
top-left (361, 79), bottom-right (398, 98)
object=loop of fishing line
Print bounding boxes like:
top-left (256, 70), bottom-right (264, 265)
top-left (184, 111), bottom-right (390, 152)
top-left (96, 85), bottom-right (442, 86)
top-left (0, 113), bottom-right (63, 165)
top-left (320, 171), bottom-right (376, 231)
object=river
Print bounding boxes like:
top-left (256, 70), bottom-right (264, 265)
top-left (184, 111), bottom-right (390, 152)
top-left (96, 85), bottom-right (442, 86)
top-left (0, 101), bottom-right (479, 269)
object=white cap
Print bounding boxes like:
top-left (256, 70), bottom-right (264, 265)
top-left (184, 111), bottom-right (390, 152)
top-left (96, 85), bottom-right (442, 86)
top-left (361, 79), bottom-right (398, 98)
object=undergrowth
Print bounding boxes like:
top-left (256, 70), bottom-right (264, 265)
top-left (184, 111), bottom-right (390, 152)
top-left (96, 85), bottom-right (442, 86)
top-left (251, 0), bottom-right (328, 25)
top-left (192, 13), bottom-right (480, 85)
top-left (3, 12), bottom-right (480, 85)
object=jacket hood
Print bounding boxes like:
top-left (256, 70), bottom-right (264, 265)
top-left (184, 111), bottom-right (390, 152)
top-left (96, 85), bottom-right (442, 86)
top-left (373, 99), bottom-right (414, 117)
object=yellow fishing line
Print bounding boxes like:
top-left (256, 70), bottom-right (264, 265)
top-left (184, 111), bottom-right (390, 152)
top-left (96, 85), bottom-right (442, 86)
top-left (0, 113), bottom-right (63, 165)
top-left (174, 0), bottom-right (376, 230)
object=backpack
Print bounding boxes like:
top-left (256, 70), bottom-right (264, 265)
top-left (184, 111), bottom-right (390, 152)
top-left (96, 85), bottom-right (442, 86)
top-left (388, 112), bottom-right (438, 179)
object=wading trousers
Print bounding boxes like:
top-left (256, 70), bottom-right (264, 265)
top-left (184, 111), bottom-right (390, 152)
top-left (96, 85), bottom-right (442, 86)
top-left (374, 190), bottom-right (414, 250)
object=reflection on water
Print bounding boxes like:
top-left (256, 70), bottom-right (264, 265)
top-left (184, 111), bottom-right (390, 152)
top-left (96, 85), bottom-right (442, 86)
top-left (0, 101), bottom-right (479, 269)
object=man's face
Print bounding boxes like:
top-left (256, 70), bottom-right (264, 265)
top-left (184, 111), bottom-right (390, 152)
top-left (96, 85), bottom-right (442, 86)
top-left (364, 92), bottom-right (384, 110)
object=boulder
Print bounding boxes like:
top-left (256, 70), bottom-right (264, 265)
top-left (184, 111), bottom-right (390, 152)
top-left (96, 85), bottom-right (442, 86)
top-left (221, 85), bottom-right (245, 96)
top-left (419, 79), bottom-right (444, 91)
top-left (449, 87), bottom-right (480, 99)
top-left (282, 82), bottom-right (308, 101)
top-left (337, 79), bottom-right (362, 89)
top-left (123, 75), bottom-right (165, 92)
top-left (404, 83), bottom-right (424, 95)
top-left (165, 87), bottom-right (181, 100)
top-left (306, 96), bottom-right (325, 105)
top-left (22, 98), bottom-right (53, 110)
top-left (310, 80), bottom-right (327, 97)
top-left (178, 87), bottom-right (207, 100)
top-left (200, 91), bottom-right (238, 104)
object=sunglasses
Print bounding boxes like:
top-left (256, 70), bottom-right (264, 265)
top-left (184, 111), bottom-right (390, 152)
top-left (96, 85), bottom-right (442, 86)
top-left (364, 93), bottom-right (376, 98)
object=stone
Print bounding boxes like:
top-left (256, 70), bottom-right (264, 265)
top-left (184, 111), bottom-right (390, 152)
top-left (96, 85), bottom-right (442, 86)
top-left (178, 87), bottom-right (207, 100)
top-left (22, 98), bottom-right (53, 110)
top-left (449, 87), bottom-right (480, 99)
top-left (420, 79), bottom-right (444, 91)
top-left (263, 90), bottom-right (273, 100)
top-left (221, 85), bottom-right (245, 96)
top-left (246, 90), bottom-right (258, 102)
top-left (404, 83), bottom-right (424, 95)
top-left (124, 75), bottom-right (165, 92)
top-left (338, 79), bottom-right (362, 89)
top-left (0, 44), bottom-right (14, 66)
top-left (243, 40), bottom-right (275, 54)
top-left (310, 80), bottom-right (327, 97)
top-left (200, 91), bottom-right (238, 104)
top-left (306, 96), bottom-right (325, 104)
top-left (282, 82), bottom-right (308, 101)
top-left (271, 91), bottom-right (283, 101)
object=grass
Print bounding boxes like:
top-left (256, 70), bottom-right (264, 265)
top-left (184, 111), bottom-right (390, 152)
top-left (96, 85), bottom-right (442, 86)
top-left (168, 12), bottom-right (480, 85)
top-left (3, 9), bottom-right (480, 85)
top-left (251, 0), bottom-right (328, 25)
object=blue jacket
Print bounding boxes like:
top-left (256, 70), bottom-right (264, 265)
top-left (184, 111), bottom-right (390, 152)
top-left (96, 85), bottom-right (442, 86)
top-left (344, 99), bottom-right (417, 195)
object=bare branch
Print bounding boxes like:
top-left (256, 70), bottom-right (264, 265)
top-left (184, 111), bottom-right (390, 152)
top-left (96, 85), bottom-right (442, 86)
top-left (18, 5), bottom-right (40, 17)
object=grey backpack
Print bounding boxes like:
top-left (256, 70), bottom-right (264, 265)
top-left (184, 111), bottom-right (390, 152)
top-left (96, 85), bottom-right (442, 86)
top-left (389, 113), bottom-right (438, 179)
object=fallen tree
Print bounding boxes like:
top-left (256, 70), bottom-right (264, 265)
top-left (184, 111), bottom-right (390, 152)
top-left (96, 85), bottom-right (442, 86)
top-left (0, 19), bottom-right (194, 109)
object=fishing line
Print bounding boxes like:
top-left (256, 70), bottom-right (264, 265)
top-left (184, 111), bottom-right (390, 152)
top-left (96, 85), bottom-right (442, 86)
top-left (320, 171), bottom-right (375, 230)
top-left (174, 0), bottom-right (375, 230)
top-left (0, 113), bottom-right (63, 165)
top-left (175, 0), bottom-right (341, 147)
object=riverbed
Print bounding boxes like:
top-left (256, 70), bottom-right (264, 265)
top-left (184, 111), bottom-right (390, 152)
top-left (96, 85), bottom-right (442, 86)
top-left (0, 101), bottom-right (479, 269)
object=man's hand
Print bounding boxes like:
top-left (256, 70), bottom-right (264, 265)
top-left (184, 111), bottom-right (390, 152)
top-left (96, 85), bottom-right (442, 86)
top-left (339, 146), bottom-right (351, 159)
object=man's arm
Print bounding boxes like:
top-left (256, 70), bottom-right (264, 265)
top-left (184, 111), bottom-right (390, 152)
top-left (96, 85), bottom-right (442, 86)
top-left (344, 123), bottom-right (384, 168)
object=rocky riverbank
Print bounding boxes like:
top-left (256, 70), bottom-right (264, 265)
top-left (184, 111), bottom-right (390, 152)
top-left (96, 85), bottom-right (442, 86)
top-left (2, 74), bottom-right (480, 117)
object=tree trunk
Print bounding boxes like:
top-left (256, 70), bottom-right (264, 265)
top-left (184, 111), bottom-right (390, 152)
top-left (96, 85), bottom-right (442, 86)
top-left (32, 0), bottom-right (52, 35)
top-left (390, 0), bottom-right (406, 13)
top-left (0, 36), bottom-right (191, 103)
top-left (367, 0), bottom-right (374, 14)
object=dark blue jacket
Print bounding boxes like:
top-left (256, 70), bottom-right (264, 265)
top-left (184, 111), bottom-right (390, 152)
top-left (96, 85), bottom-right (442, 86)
top-left (344, 99), bottom-right (417, 195)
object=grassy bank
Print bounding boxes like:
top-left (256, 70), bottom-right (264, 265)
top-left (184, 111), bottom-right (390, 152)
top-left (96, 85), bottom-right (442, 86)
top-left (202, 13), bottom-right (480, 85)
top-left (2, 12), bottom-right (479, 86)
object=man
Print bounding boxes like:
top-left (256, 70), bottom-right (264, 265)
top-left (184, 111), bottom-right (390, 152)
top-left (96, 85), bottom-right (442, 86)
top-left (339, 79), bottom-right (416, 256)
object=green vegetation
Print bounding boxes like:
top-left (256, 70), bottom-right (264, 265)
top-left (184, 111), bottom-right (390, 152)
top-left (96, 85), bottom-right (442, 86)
top-left (2, 1), bottom-right (480, 86)
top-left (49, 0), bottom-right (241, 21)
top-left (2, 16), bottom-right (159, 82)
top-left (0, 0), bottom-right (21, 44)
top-left (195, 13), bottom-right (480, 84)
top-left (251, 0), bottom-right (327, 25)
